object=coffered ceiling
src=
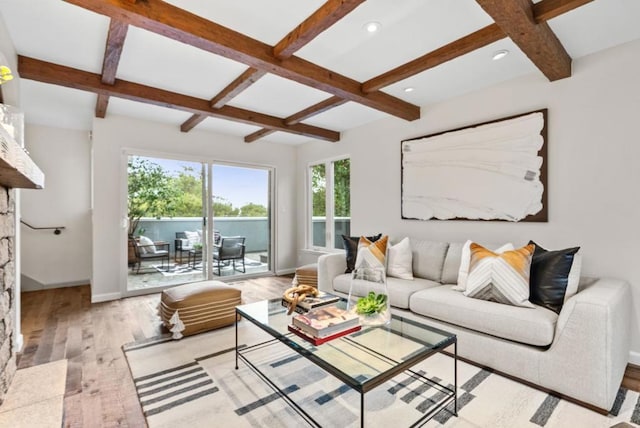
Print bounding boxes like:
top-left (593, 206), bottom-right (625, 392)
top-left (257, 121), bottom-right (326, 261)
top-left (0, 0), bottom-right (639, 145)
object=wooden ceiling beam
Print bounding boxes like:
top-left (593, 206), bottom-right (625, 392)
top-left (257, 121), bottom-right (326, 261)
top-left (475, 0), bottom-right (572, 81)
top-left (210, 67), bottom-right (266, 109)
top-left (180, 67), bottom-right (267, 133)
top-left (363, 0), bottom-right (589, 93)
top-left (244, 129), bottom-right (275, 144)
top-left (19, 56), bottom-right (340, 142)
top-left (533, 0), bottom-right (593, 22)
top-left (273, 0), bottom-right (366, 59)
top-left (63, 0), bottom-right (420, 121)
top-left (244, 95), bottom-right (347, 143)
top-left (95, 19), bottom-right (129, 118)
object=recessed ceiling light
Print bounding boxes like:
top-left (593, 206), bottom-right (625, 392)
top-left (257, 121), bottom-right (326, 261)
top-left (492, 49), bottom-right (509, 61)
top-left (404, 87), bottom-right (415, 93)
top-left (363, 21), bottom-right (381, 33)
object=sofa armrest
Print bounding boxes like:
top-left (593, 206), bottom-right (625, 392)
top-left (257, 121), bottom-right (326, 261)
top-left (540, 277), bottom-right (631, 409)
top-left (317, 253), bottom-right (347, 293)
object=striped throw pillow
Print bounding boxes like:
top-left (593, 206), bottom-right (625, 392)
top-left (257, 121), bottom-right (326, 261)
top-left (355, 235), bottom-right (388, 271)
top-left (464, 243), bottom-right (535, 308)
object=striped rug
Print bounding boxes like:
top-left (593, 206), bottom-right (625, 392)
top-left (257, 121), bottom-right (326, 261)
top-left (123, 322), bottom-right (639, 427)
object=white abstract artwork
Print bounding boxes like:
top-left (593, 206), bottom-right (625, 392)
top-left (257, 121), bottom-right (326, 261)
top-left (402, 110), bottom-right (547, 222)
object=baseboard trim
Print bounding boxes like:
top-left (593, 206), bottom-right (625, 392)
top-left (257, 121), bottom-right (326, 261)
top-left (276, 268), bottom-right (295, 276)
top-left (91, 292), bottom-right (122, 303)
top-left (21, 276), bottom-right (90, 292)
top-left (629, 351), bottom-right (640, 365)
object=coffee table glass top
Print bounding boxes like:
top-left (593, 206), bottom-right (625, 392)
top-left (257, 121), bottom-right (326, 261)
top-left (236, 298), bottom-right (456, 393)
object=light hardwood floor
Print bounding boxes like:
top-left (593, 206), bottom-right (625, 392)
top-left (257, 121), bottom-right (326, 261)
top-left (18, 276), bottom-right (293, 427)
top-left (17, 276), bottom-right (640, 427)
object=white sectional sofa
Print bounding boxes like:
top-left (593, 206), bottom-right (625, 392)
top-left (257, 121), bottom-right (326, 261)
top-left (317, 239), bottom-right (631, 412)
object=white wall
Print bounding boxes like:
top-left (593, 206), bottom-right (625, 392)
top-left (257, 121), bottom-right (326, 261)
top-left (297, 39), bottom-right (640, 362)
top-left (91, 115), bottom-right (298, 302)
top-left (21, 125), bottom-right (92, 288)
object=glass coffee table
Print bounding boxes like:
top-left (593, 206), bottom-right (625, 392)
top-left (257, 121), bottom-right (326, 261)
top-left (235, 298), bottom-right (457, 427)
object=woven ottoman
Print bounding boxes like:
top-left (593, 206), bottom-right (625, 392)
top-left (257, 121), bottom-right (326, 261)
top-left (294, 263), bottom-right (318, 288)
top-left (160, 280), bottom-right (241, 338)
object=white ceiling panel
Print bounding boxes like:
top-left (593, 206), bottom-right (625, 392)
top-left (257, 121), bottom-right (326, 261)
top-left (261, 132), bottom-right (314, 146)
top-left (117, 26), bottom-right (248, 99)
top-left (106, 97), bottom-right (192, 125)
top-left (303, 102), bottom-right (388, 131)
top-left (228, 74), bottom-right (331, 118)
top-left (19, 80), bottom-right (95, 130)
top-left (296, 0), bottom-right (492, 81)
top-left (0, 0), bottom-right (108, 73)
top-left (196, 116), bottom-right (261, 137)
top-left (546, 0), bottom-right (640, 59)
top-left (163, 0), bottom-right (325, 45)
top-left (383, 39), bottom-right (536, 107)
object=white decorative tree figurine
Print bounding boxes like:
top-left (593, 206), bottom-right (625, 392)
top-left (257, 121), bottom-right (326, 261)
top-left (169, 310), bottom-right (185, 340)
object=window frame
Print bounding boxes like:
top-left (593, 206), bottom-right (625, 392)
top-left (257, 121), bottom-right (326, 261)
top-left (307, 155), bottom-right (350, 251)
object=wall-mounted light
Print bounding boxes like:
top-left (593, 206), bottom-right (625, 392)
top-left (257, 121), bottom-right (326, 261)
top-left (0, 66), bottom-right (13, 84)
top-left (492, 50), bottom-right (509, 61)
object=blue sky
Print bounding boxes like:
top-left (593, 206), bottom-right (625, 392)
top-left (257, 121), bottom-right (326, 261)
top-left (139, 157), bottom-right (268, 208)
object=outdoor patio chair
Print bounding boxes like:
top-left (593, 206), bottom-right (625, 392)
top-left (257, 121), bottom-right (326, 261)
top-left (213, 236), bottom-right (246, 275)
top-left (175, 230), bottom-right (221, 263)
top-left (130, 237), bottom-right (170, 274)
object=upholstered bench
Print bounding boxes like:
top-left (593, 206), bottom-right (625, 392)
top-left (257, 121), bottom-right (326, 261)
top-left (160, 280), bottom-right (241, 338)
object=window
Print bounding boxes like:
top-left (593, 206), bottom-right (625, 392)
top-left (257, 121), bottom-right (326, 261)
top-left (309, 157), bottom-right (350, 250)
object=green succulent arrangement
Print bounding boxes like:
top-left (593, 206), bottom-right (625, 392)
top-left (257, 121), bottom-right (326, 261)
top-left (356, 292), bottom-right (388, 315)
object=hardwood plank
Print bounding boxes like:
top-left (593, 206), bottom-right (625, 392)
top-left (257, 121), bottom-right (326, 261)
top-left (476, 0), bottom-right (572, 81)
top-left (273, 0), bottom-right (366, 59)
top-left (62, 0), bottom-right (420, 121)
top-left (19, 56), bottom-right (341, 142)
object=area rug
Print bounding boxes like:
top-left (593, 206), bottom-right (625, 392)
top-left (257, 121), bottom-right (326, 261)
top-left (153, 258), bottom-right (266, 277)
top-left (123, 322), bottom-right (640, 428)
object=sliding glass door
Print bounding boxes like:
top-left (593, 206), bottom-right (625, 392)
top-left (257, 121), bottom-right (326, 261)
top-left (125, 154), bottom-right (272, 293)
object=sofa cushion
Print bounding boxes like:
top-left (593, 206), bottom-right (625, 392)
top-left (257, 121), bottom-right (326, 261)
top-left (355, 235), bottom-right (388, 270)
top-left (387, 237), bottom-right (413, 280)
top-left (528, 240), bottom-right (580, 314)
top-left (333, 274), bottom-right (439, 309)
top-left (464, 243), bottom-right (535, 308)
top-left (410, 286), bottom-right (558, 346)
top-left (441, 242), bottom-right (464, 284)
top-left (410, 240), bottom-right (449, 282)
top-left (454, 241), bottom-right (516, 292)
top-left (342, 234), bottom-right (382, 273)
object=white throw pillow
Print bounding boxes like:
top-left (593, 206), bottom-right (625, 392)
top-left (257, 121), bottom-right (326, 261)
top-left (564, 253), bottom-right (582, 302)
top-left (184, 231), bottom-right (200, 247)
top-left (454, 240), bottom-right (515, 291)
top-left (387, 237), bottom-right (413, 280)
top-left (138, 235), bottom-right (156, 254)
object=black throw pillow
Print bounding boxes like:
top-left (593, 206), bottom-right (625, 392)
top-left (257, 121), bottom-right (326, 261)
top-left (528, 240), bottom-right (580, 314)
top-left (342, 234), bottom-right (382, 273)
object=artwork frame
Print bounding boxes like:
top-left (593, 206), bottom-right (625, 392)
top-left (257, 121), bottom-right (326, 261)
top-left (401, 109), bottom-right (548, 222)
